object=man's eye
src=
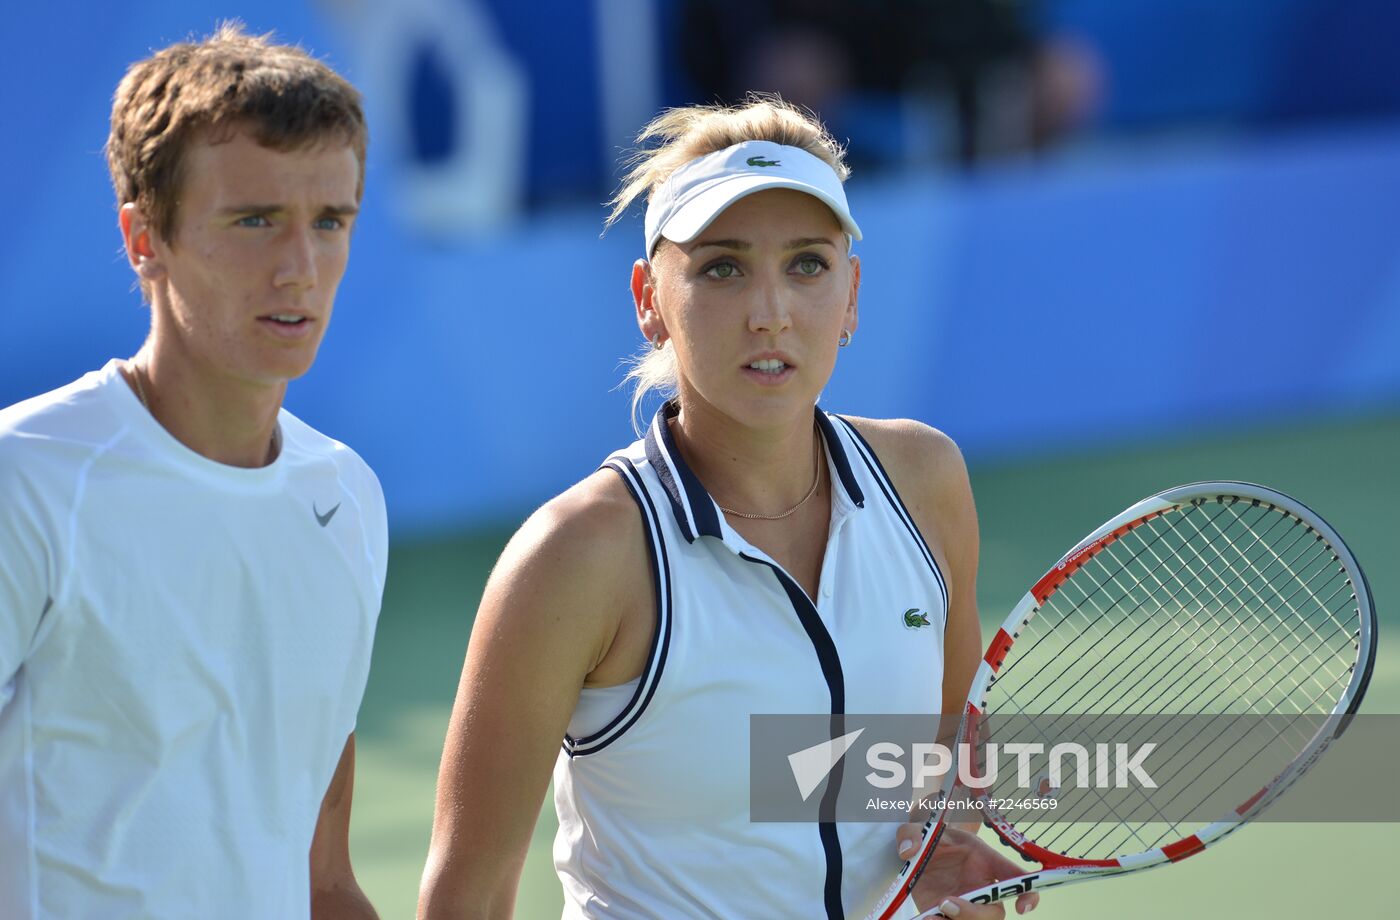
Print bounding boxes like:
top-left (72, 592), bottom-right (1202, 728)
top-left (237, 215), bottom-right (270, 228)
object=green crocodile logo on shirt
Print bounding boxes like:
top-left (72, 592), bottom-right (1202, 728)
top-left (746, 156), bottom-right (781, 167)
top-left (903, 608), bottom-right (932, 629)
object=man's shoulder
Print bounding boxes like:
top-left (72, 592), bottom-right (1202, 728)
top-left (0, 368), bottom-right (127, 548)
top-left (1, 367), bottom-right (117, 435)
top-left (0, 367), bottom-right (126, 472)
top-left (278, 409), bottom-right (384, 507)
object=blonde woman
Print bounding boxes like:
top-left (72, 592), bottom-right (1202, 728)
top-left (419, 99), bottom-right (1036, 920)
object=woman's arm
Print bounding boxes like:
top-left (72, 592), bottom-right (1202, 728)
top-left (417, 470), bottom-right (652, 920)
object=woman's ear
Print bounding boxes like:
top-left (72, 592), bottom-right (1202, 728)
top-left (633, 258), bottom-right (668, 346)
top-left (844, 253), bottom-right (861, 336)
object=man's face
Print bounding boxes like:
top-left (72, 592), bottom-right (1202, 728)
top-left (143, 126), bottom-right (360, 386)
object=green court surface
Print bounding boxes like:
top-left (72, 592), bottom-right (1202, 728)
top-left (351, 412), bottom-right (1399, 918)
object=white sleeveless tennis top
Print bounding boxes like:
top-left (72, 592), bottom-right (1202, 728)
top-left (553, 404), bottom-right (949, 919)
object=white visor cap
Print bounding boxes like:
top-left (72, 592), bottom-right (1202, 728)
top-left (643, 140), bottom-right (862, 256)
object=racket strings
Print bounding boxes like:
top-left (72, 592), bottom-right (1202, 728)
top-left (1137, 506), bottom-right (1322, 665)
top-left (1106, 510), bottom-right (1353, 715)
top-left (1172, 505), bottom-right (1355, 675)
top-left (1024, 501), bottom-right (1353, 762)
top-left (1169, 506), bottom-right (1357, 697)
top-left (1064, 647), bottom-right (1356, 856)
top-left (997, 501), bottom-right (1300, 716)
top-left (1008, 512), bottom-right (1355, 851)
top-left (996, 514), bottom-right (1200, 712)
top-left (975, 498), bottom-right (1362, 861)
top-left (1063, 670), bottom-right (1358, 860)
top-left (1006, 502), bottom-right (1353, 716)
top-left (1010, 652), bottom-right (1351, 858)
top-left (1138, 667), bottom-right (1351, 820)
top-left (1003, 503), bottom-right (1306, 724)
top-left (1046, 544), bottom-right (1266, 715)
top-left (1090, 503), bottom-right (1333, 710)
top-left (1191, 500), bottom-right (1356, 639)
top-left (996, 551), bottom-right (1344, 834)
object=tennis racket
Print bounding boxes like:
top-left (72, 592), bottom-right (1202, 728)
top-left (864, 481), bottom-right (1376, 919)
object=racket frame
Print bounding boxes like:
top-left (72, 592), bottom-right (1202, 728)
top-left (864, 482), bottom-right (1376, 920)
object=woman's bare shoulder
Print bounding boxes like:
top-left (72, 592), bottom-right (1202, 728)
top-left (834, 415), bottom-right (968, 503)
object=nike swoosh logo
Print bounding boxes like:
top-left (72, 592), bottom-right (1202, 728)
top-left (313, 501), bottom-right (341, 527)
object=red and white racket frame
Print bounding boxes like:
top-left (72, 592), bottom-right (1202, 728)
top-left (864, 482), bottom-right (1376, 920)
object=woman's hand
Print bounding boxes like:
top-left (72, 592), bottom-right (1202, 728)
top-left (896, 824), bottom-right (1039, 918)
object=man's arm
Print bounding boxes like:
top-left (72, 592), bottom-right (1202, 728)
top-left (0, 458), bottom-right (52, 689)
top-left (310, 734), bottom-right (378, 920)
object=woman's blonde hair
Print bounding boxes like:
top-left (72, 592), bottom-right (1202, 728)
top-left (607, 96), bottom-right (851, 432)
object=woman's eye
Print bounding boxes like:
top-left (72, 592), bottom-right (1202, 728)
top-left (795, 256), bottom-right (827, 276)
top-left (237, 215), bottom-right (271, 228)
top-left (706, 262), bottom-right (739, 279)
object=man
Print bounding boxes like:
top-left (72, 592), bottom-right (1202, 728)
top-left (0, 24), bottom-right (383, 918)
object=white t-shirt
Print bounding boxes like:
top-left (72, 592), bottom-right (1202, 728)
top-left (0, 360), bottom-right (388, 919)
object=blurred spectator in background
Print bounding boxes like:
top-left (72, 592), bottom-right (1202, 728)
top-left (678, 0), bottom-right (1102, 168)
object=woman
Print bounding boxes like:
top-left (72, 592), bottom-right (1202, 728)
top-left (419, 99), bottom-right (1036, 920)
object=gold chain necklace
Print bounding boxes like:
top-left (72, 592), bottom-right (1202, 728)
top-left (716, 432), bottom-right (824, 521)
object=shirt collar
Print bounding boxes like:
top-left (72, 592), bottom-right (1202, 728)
top-left (643, 401), bottom-right (865, 544)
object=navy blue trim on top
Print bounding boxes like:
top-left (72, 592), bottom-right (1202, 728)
top-left (740, 552), bottom-right (847, 919)
top-left (644, 413), bottom-right (697, 544)
top-left (562, 458), bottom-right (674, 757)
top-left (643, 402), bottom-right (866, 543)
top-left (832, 416), bottom-right (950, 619)
top-left (643, 403), bottom-right (722, 542)
top-left (816, 410), bottom-right (865, 509)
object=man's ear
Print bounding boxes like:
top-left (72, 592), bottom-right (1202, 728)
top-left (119, 203), bottom-right (166, 284)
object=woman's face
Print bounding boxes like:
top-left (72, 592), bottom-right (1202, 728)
top-left (636, 188), bottom-right (860, 430)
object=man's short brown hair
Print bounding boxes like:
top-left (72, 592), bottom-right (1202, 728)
top-left (106, 22), bottom-right (368, 242)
